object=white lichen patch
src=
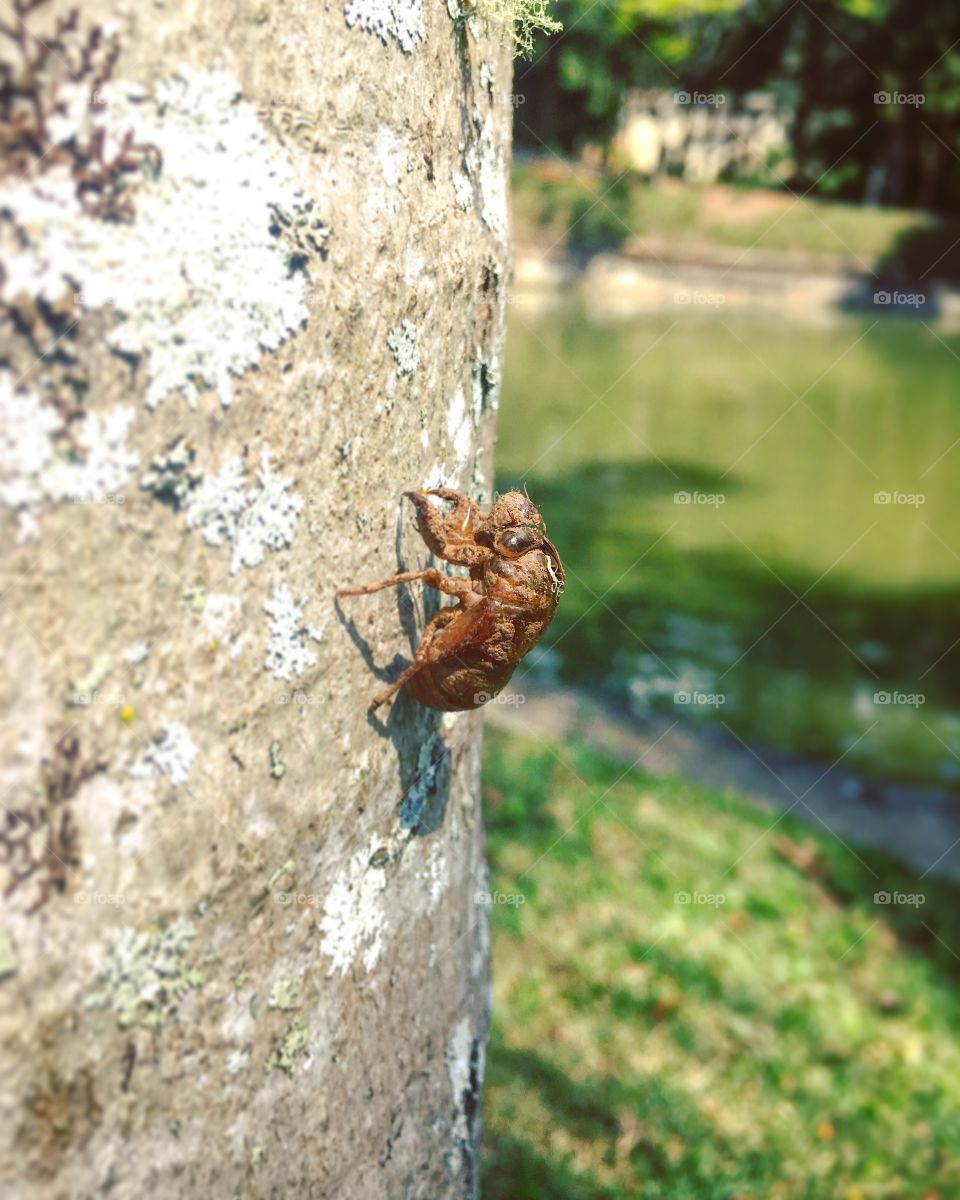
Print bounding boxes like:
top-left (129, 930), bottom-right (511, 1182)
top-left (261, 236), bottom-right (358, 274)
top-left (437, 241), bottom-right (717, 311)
top-left (453, 168), bottom-right (474, 212)
top-left (186, 449), bottom-right (303, 575)
top-left (123, 640), bottom-right (150, 666)
top-left (446, 1017), bottom-right (473, 1097)
top-left (202, 592), bottom-right (246, 661)
top-left (0, 382), bottom-right (62, 512)
top-left (423, 840), bottom-right (449, 915)
top-left (422, 460), bottom-right (456, 491)
top-left (225, 1048), bottom-right (251, 1075)
top-left (456, 113), bottom-right (507, 238)
top-left (387, 320), bottom-right (420, 376)
top-left (345, 0), bottom-right (425, 54)
top-left (263, 585), bottom-right (320, 680)
top-left (477, 113), bottom-right (509, 241)
top-left (318, 839), bottom-right (389, 975)
top-left (85, 919), bottom-right (204, 1030)
top-left (0, 375), bottom-right (138, 536)
top-left (446, 384), bottom-right (473, 471)
top-left (0, 69), bottom-right (316, 411)
top-left (374, 126), bottom-right (407, 218)
top-left (445, 1016), bottom-right (474, 1141)
top-left (130, 721), bottom-right (198, 786)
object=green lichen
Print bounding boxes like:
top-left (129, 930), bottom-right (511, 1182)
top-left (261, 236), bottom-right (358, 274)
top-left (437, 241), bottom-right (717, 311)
top-left (270, 860), bottom-right (295, 889)
top-left (269, 740), bottom-right (286, 780)
top-left (465, 0), bottom-right (561, 57)
top-left (268, 974), bottom-right (302, 1011)
top-left (266, 1013), bottom-right (309, 1073)
top-left (0, 931), bottom-right (18, 980)
top-left (68, 654), bottom-right (113, 706)
top-left (85, 919), bottom-right (205, 1030)
top-left (181, 586), bottom-right (206, 612)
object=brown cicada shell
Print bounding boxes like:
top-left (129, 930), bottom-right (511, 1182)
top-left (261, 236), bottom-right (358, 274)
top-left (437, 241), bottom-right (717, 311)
top-left (336, 489), bottom-right (564, 712)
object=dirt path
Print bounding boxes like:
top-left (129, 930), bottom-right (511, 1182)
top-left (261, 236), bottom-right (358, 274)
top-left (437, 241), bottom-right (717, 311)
top-left (487, 685), bottom-right (960, 884)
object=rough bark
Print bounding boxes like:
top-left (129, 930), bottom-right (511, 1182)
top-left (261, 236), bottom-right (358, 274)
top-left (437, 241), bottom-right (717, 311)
top-left (0, 1), bottom-right (511, 1196)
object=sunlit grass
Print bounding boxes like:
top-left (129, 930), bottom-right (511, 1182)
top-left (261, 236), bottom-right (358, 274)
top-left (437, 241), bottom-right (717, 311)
top-left (512, 162), bottom-right (960, 280)
top-left (481, 726), bottom-right (960, 1198)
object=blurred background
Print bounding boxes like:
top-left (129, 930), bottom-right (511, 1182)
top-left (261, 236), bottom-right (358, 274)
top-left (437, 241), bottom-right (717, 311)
top-left (480, 2), bottom-right (960, 1196)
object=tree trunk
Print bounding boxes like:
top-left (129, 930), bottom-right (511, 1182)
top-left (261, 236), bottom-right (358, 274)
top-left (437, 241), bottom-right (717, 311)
top-left (0, 2), bottom-right (511, 1196)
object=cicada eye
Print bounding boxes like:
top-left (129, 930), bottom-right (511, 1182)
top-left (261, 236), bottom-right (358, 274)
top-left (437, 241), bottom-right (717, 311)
top-left (499, 526), bottom-right (539, 555)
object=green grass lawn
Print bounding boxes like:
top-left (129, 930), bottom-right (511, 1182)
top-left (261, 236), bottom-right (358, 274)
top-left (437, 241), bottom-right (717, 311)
top-left (512, 162), bottom-right (960, 282)
top-left (480, 726), bottom-right (960, 1199)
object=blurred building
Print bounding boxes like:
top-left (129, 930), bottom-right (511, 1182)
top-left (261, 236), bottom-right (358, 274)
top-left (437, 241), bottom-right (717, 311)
top-left (613, 90), bottom-right (792, 184)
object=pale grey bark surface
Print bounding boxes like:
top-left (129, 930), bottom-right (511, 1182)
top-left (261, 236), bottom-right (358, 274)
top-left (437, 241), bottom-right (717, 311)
top-left (0, 1), bottom-right (510, 1195)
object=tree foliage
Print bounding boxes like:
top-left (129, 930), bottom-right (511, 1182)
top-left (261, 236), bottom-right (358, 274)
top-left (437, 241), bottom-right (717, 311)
top-left (517, 0), bottom-right (960, 209)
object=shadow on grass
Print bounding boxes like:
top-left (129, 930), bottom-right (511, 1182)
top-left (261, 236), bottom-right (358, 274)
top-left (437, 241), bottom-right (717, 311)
top-left (483, 1129), bottom-right (617, 1200)
top-left (875, 218), bottom-right (960, 288)
top-left (498, 455), bottom-right (960, 783)
top-left (483, 1028), bottom-right (770, 1198)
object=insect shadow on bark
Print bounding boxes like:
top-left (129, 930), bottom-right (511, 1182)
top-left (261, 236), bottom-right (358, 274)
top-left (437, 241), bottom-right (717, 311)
top-left (333, 498), bottom-right (452, 835)
top-left (332, 496), bottom-right (441, 721)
